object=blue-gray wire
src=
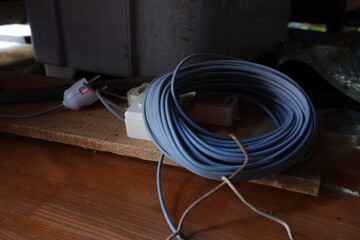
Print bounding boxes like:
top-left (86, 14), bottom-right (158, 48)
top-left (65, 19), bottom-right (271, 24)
top-left (142, 54), bottom-right (317, 182)
top-left (0, 104), bottom-right (64, 119)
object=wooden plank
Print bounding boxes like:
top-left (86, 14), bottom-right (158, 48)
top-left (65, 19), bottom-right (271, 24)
top-left (0, 71), bottom-right (321, 195)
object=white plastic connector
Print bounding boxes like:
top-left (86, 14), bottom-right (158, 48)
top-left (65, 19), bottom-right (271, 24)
top-left (63, 77), bottom-right (98, 110)
top-left (186, 95), bottom-right (239, 127)
top-left (125, 93), bottom-right (151, 141)
top-left (127, 83), bottom-right (149, 106)
top-left (125, 92), bottom-right (240, 141)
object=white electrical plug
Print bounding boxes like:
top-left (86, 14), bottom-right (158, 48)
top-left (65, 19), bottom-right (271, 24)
top-left (125, 87), bottom-right (240, 141)
top-left (186, 95), bottom-right (239, 127)
top-left (127, 83), bottom-right (149, 106)
top-left (63, 76), bottom-right (100, 110)
top-left (125, 93), bottom-right (152, 141)
top-left (125, 83), bottom-right (152, 141)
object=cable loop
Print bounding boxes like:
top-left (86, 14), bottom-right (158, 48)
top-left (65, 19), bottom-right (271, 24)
top-left (143, 54), bottom-right (317, 181)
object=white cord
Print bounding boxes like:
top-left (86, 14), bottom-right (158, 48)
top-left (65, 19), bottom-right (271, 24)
top-left (221, 176), bottom-right (296, 240)
top-left (165, 134), bottom-right (296, 240)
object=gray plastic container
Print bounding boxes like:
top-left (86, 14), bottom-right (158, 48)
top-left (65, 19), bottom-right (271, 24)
top-left (26, 0), bottom-right (291, 77)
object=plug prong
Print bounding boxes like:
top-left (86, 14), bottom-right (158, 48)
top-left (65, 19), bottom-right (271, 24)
top-left (88, 75), bottom-right (101, 83)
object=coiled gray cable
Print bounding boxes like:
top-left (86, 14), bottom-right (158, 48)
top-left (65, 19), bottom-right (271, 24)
top-left (143, 54), bottom-right (315, 239)
top-left (142, 54), bottom-right (317, 182)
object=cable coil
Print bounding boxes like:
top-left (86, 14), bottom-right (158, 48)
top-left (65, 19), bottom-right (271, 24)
top-left (142, 54), bottom-right (317, 182)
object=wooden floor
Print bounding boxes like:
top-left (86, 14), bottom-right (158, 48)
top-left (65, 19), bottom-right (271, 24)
top-left (0, 72), bottom-right (359, 239)
top-left (0, 126), bottom-right (359, 240)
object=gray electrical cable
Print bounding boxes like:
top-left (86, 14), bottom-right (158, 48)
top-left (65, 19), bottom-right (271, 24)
top-left (164, 134), bottom-right (249, 240)
top-left (0, 104), bottom-right (64, 119)
top-left (143, 54), bottom-right (317, 182)
top-left (145, 54), bottom-right (315, 239)
top-left (221, 176), bottom-right (295, 240)
top-left (95, 88), bottom-right (126, 122)
top-left (94, 54), bottom-right (314, 239)
top-left (97, 88), bottom-right (128, 101)
top-left (163, 134), bottom-right (295, 240)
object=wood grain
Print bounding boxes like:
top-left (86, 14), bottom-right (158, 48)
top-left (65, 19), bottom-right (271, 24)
top-left (0, 131), bottom-right (358, 240)
top-left (0, 70), bottom-right (321, 195)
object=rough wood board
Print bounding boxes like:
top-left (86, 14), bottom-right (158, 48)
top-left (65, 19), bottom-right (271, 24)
top-left (0, 71), bottom-right (321, 195)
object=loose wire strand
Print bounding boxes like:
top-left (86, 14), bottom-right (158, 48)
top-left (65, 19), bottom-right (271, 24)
top-left (97, 88), bottom-right (128, 101)
top-left (164, 134), bottom-right (295, 240)
top-left (165, 134), bottom-right (249, 240)
top-left (0, 104), bottom-right (64, 119)
top-left (95, 88), bottom-right (126, 122)
top-left (221, 176), bottom-right (295, 240)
